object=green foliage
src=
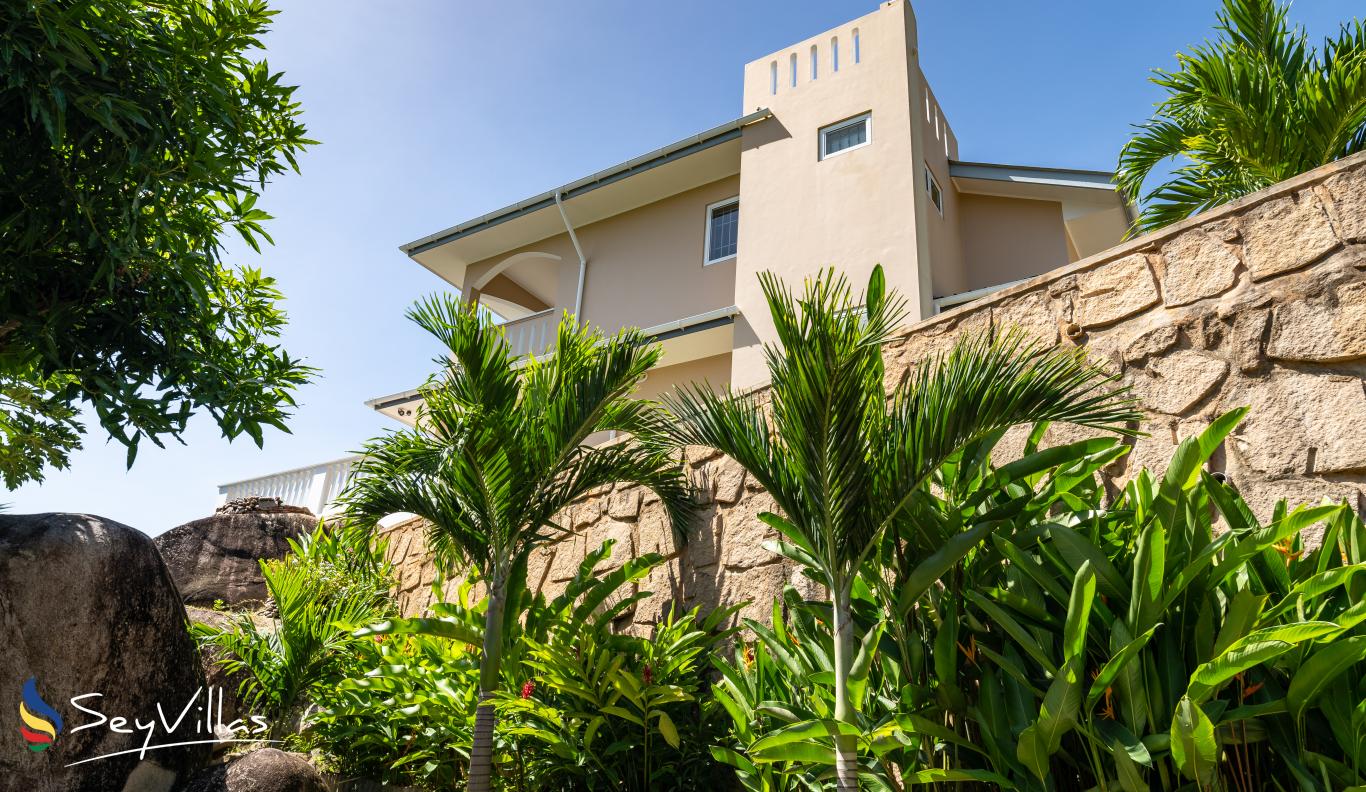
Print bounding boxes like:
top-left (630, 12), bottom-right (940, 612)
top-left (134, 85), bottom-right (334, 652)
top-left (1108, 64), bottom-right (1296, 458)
top-left (312, 594), bottom-right (482, 787)
top-left (194, 521), bottom-right (394, 738)
top-left (709, 406), bottom-right (1365, 791)
top-left (0, 0), bottom-right (318, 486)
top-left (341, 296), bottom-right (693, 790)
top-left (671, 264), bottom-right (1137, 787)
top-left (311, 539), bottom-right (736, 790)
top-left (342, 296), bottom-right (692, 585)
top-left (1117, 0), bottom-right (1366, 233)
top-left (0, 369), bottom-right (81, 488)
top-left (287, 519), bottom-right (395, 607)
top-left (942, 411), bottom-right (1366, 790)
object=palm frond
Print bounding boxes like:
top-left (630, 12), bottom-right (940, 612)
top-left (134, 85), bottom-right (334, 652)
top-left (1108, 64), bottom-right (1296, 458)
top-left (671, 266), bottom-right (1138, 590)
top-left (872, 330), bottom-right (1138, 543)
top-left (1118, 0), bottom-right (1366, 234)
top-left (340, 294), bottom-right (691, 585)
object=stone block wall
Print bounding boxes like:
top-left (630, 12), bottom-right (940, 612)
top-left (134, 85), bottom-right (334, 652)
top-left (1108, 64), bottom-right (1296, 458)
top-left (381, 152), bottom-right (1366, 622)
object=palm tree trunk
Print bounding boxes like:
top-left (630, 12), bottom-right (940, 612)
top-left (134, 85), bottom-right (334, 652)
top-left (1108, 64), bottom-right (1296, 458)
top-left (468, 581), bottom-right (506, 792)
top-left (832, 585), bottom-right (859, 791)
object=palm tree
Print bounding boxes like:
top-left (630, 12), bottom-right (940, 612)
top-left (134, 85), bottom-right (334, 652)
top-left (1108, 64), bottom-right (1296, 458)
top-left (1117, 0), bottom-right (1366, 234)
top-left (669, 266), bottom-right (1138, 790)
top-left (340, 296), bottom-right (692, 792)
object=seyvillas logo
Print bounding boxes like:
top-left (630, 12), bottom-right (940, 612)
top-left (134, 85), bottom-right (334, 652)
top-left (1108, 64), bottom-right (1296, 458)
top-left (19, 678), bottom-right (63, 752)
top-left (16, 680), bottom-right (277, 765)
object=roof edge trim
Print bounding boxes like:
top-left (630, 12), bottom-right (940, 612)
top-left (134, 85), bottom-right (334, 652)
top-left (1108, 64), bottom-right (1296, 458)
top-left (401, 109), bottom-right (773, 258)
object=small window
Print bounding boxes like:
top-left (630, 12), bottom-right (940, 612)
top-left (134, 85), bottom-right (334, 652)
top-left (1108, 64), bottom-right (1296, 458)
top-left (819, 113), bottom-right (871, 159)
top-left (704, 198), bottom-right (739, 264)
top-left (924, 165), bottom-right (944, 214)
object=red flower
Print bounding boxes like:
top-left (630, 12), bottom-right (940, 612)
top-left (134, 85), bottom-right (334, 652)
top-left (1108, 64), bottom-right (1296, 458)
top-left (520, 679), bottom-right (536, 699)
top-left (642, 664), bottom-right (653, 685)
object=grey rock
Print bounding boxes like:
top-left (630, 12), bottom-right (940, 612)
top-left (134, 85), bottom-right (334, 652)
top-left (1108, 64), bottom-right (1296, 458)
top-left (0, 513), bottom-right (212, 792)
top-left (178, 748), bottom-right (326, 792)
top-left (154, 508), bottom-right (317, 608)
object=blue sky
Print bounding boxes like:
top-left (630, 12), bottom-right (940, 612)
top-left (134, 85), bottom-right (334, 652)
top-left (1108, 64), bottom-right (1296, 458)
top-left (10, 0), bottom-right (1360, 534)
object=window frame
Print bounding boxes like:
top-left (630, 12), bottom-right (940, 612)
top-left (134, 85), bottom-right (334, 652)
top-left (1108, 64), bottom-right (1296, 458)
top-left (924, 164), bottom-right (944, 215)
top-left (703, 196), bottom-right (740, 266)
top-left (819, 112), bottom-right (872, 160)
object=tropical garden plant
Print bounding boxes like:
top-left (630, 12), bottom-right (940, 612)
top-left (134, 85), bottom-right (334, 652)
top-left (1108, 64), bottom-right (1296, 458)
top-left (1117, 0), bottom-right (1366, 234)
top-left (708, 425), bottom-right (1133, 789)
top-left (339, 297), bottom-right (693, 792)
top-left (668, 265), bottom-right (1139, 790)
top-left (960, 410), bottom-right (1366, 791)
top-left (707, 405), bottom-right (1366, 792)
top-left (193, 520), bottom-right (394, 739)
top-left (322, 539), bottom-right (735, 790)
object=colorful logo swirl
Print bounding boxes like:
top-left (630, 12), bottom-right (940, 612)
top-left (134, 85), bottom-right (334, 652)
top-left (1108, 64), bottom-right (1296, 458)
top-left (19, 677), bottom-right (62, 752)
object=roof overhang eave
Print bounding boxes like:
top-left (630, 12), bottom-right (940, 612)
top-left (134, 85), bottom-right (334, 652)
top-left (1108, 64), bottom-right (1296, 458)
top-left (399, 108), bottom-right (774, 259)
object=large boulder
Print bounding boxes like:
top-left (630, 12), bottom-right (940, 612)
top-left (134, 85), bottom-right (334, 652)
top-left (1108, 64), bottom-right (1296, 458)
top-left (0, 513), bottom-right (213, 792)
top-left (154, 498), bottom-right (318, 608)
top-left (178, 748), bottom-right (326, 792)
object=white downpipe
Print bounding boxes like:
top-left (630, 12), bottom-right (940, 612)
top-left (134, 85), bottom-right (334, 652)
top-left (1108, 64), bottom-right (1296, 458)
top-left (555, 191), bottom-right (588, 323)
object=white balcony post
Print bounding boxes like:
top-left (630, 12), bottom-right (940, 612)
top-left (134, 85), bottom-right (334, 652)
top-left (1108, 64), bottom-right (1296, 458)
top-left (305, 466), bottom-right (331, 517)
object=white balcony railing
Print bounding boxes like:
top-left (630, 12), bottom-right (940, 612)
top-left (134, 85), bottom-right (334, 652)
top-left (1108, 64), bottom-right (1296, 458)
top-left (216, 455), bottom-right (361, 517)
top-left (501, 308), bottom-right (559, 359)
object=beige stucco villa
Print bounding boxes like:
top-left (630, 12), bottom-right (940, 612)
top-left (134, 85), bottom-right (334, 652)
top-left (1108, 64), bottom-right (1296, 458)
top-left (219, 0), bottom-right (1132, 510)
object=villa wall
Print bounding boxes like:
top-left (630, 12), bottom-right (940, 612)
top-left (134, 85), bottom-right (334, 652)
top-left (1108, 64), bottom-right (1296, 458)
top-left (381, 152), bottom-right (1366, 625)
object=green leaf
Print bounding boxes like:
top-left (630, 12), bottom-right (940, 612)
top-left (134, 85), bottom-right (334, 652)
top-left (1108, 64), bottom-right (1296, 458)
top-left (900, 768), bottom-right (1016, 787)
top-left (865, 263), bottom-right (886, 320)
top-left (848, 620), bottom-right (884, 713)
top-left (1017, 563), bottom-right (1095, 781)
top-left (748, 718), bottom-right (859, 755)
top-left (750, 739), bottom-right (836, 765)
top-left (1112, 736), bottom-right (1148, 792)
top-left (895, 519), bottom-right (1002, 617)
top-left (1087, 624), bottom-right (1160, 709)
top-left (1048, 525), bottom-right (1128, 600)
top-left (1154, 408), bottom-right (1247, 528)
top-left (1062, 562), bottom-right (1097, 661)
top-left (1261, 565), bottom-right (1366, 623)
top-left (966, 590), bottom-right (1057, 675)
top-left (1016, 724), bottom-right (1051, 781)
top-left (709, 745), bottom-right (758, 773)
top-left (1128, 522), bottom-right (1165, 632)
top-left (1095, 718), bottom-right (1151, 766)
top-left (1171, 696), bottom-right (1218, 786)
top-left (1286, 636), bottom-right (1366, 721)
top-left (353, 617), bottom-right (482, 645)
top-left (758, 512), bottom-right (819, 559)
top-left (1212, 589), bottom-right (1267, 658)
top-left (1187, 621), bottom-right (1342, 702)
top-left (655, 711), bottom-right (680, 748)
top-left (895, 714), bottom-right (989, 757)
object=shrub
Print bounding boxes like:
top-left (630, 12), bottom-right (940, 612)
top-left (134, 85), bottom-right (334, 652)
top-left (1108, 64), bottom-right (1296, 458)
top-left (317, 539), bottom-right (737, 790)
top-left (710, 409), bottom-right (1366, 790)
top-left (193, 520), bottom-right (394, 740)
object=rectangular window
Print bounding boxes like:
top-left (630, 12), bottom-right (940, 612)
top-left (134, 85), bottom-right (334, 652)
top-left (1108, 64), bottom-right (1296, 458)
top-left (925, 165), bottom-right (944, 214)
top-left (704, 198), bottom-right (739, 264)
top-left (819, 113), bottom-right (871, 159)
